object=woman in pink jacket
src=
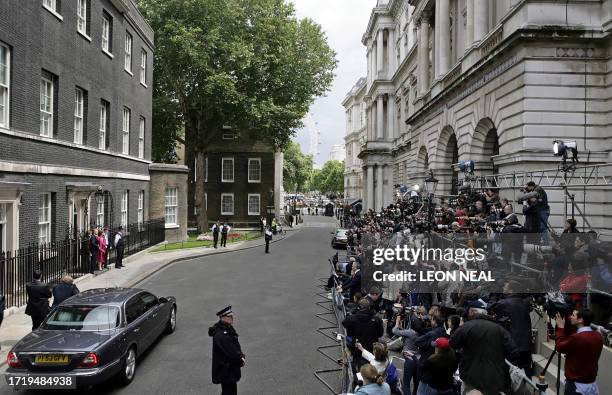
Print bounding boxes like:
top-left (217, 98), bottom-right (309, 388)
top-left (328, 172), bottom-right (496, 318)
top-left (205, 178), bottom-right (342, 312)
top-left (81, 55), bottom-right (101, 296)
top-left (97, 229), bottom-right (107, 271)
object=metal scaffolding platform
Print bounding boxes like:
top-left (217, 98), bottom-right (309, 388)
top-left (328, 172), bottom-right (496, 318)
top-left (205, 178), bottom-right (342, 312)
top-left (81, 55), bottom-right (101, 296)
top-left (463, 163), bottom-right (612, 190)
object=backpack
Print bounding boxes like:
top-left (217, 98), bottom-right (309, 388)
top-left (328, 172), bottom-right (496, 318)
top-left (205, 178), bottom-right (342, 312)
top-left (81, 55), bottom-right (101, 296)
top-left (382, 361), bottom-right (399, 392)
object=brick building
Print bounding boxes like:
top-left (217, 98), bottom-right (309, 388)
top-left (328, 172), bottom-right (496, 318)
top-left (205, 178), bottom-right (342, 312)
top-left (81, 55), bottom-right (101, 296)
top-left (0, 0), bottom-right (154, 251)
top-left (186, 130), bottom-right (283, 228)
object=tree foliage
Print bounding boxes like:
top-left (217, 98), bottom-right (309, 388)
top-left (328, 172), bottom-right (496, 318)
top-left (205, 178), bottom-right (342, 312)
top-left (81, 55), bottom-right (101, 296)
top-left (139, 0), bottom-right (337, 230)
top-left (309, 160), bottom-right (344, 195)
top-left (283, 141), bottom-right (313, 192)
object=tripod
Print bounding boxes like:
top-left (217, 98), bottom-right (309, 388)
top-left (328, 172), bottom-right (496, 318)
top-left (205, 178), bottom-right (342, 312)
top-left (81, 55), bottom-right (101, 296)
top-left (540, 321), bottom-right (562, 395)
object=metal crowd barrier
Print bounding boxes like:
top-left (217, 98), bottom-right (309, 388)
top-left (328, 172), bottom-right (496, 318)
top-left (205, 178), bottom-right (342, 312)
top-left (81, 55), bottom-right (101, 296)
top-left (314, 257), bottom-right (354, 394)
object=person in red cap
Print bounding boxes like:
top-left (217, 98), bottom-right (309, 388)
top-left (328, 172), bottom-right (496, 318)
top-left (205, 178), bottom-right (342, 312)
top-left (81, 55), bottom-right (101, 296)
top-left (415, 337), bottom-right (458, 395)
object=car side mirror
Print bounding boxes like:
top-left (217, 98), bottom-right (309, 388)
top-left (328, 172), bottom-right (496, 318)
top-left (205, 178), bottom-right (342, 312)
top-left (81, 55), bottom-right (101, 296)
top-left (330, 231), bottom-right (335, 235)
top-left (159, 297), bottom-right (168, 304)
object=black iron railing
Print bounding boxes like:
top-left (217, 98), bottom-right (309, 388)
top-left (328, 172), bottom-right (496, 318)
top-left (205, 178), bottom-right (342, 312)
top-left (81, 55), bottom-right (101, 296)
top-left (0, 218), bottom-right (165, 308)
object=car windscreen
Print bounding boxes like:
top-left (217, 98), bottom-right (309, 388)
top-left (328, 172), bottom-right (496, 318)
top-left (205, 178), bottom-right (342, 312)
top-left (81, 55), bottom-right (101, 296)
top-left (336, 230), bottom-right (347, 237)
top-left (42, 305), bottom-right (120, 331)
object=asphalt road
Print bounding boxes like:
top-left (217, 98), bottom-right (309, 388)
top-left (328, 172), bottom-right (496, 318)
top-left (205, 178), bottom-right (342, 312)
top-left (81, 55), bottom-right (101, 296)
top-left (2, 215), bottom-right (342, 395)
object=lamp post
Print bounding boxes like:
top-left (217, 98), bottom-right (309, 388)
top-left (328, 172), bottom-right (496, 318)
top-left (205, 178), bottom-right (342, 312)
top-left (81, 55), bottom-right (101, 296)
top-left (267, 188), bottom-right (275, 225)
top-left (424, 170), bottom-right (439, 233)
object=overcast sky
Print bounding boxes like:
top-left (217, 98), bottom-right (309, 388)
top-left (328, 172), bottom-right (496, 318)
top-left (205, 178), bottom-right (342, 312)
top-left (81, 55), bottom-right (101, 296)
top-left (290, 0), bottom-right (375, 166)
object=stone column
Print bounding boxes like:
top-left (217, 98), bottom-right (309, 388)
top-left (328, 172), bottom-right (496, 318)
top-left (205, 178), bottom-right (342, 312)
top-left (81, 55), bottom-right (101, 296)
top-left (438, 0), bottom-right (450, 76)
top-left (474, 0), bottom-right (489, 42)
top-left (387, 95), bottom-right (395, 140)
top-left (367, 49), bottom-right (371, 85)
top-left (387, 29), bottom-right (395, 78)
top-left (376, 165), bottom-right (384, 212)
top-left (466, 0), bottom-right (474, 47)
top-left (383, 165), bottom-right (393, 207)
top-left (376, 96), bottom-right (384, 140)
top-left (377, 29), bottom-right (384, 76)
top-left (418, 12), bottom-right (431, 95)
top-left (367, 165), bottom-right (374, 211)
top-left (434, 1), bottom-right (440, 78)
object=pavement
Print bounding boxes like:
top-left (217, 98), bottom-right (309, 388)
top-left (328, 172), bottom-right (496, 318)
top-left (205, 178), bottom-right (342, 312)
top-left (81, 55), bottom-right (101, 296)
top-left (0, 221), bottom-right (304, 374)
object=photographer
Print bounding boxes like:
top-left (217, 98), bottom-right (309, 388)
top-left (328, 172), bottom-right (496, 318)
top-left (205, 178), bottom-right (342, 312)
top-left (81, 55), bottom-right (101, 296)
top-left (493, 281), bottom-right (534, 376)
top-left (523, 181), bottom-right (550, 244)
top-left (449, 301), bottom-right (518, 395)
top-left (555, 309), bottom-right (604, 395)
top-left (342, 298), bottom-right (384, 370)
top-left (392, 313), bottom-right (420, 395)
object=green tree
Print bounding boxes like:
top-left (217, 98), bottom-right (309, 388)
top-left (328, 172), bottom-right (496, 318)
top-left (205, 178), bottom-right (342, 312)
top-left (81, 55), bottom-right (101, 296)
top-left (283, 141), bottom-right (313, 192)
top-left (309, 160), bottom-right (344, 195)
top-left (139, 0), bottom-right (337, 230)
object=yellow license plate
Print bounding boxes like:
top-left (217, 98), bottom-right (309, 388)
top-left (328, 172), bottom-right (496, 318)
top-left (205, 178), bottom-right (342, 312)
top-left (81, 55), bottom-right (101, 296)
top-left (34, 354), bottom-right (69, 364)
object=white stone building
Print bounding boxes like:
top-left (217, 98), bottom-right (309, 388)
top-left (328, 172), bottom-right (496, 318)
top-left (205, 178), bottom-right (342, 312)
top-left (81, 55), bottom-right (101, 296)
top-left (342, 77), bottom-right (367, 200)
top-left (354, 0), bottom-right (612, 235)
top-left (330, 144), bottom-right (347, 162)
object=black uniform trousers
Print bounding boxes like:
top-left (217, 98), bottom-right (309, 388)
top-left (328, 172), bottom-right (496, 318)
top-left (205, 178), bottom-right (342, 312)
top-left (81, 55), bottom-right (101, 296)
top-left (221, 233), bottom-right (228, 247)
top-left (213, 233), bottom-right (219, 248)
top-left (265, 240), bottom-right (270, 253)
top-left (221, 381), bottom-right (237, 395)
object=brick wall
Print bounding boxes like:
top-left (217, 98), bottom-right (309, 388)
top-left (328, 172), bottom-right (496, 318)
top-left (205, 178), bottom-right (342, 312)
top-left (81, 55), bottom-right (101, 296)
top-left (149, 164), bottom-right (189, 242)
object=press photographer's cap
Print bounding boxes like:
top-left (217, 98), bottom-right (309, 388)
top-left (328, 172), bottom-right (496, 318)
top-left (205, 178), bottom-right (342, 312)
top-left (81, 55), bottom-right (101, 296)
top-left (467, 299), bottom-right (487, 309)
top-left (216, 306), bottom-right (233, 317)
top-left (435, 337), bottom-right (450, 350)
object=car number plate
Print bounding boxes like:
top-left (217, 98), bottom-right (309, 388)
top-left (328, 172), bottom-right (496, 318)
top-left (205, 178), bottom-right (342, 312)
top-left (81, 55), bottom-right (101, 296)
top-left (34, 354), bottom-right (69, 364)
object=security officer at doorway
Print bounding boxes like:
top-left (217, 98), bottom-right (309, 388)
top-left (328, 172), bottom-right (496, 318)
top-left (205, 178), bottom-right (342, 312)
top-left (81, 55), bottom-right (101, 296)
top-left (208, 306), bottom-right (245, 395)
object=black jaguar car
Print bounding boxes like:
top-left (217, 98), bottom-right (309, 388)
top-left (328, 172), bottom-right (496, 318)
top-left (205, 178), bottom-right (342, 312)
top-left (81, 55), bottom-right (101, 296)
top-left (6, 288), bottom-right (177, 388)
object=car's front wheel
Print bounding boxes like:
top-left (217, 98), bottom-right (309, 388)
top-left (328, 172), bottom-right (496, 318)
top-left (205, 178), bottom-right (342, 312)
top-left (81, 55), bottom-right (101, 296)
top-left (117, 347), bottom-right (137, 386)
top-left (165, 305), bottom-right (177, 334)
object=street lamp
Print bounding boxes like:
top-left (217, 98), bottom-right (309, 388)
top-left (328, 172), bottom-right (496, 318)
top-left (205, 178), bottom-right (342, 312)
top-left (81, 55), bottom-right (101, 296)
top-left (424, 170), bottom-right (439, 196)
top-left (424, 170), bottom-right (438, 233)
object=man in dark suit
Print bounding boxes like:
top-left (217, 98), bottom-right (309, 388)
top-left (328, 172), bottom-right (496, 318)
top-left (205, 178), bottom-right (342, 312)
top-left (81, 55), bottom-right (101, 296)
top-left (114, 227), bottom-right (125, 268)
top-left (208, 306), bottom-right (245, 395)
top-left (25, 270), bottom-right (51, 331)
top-left (340, 262), bottom-right (362, 301)
top-left (88, 227), bottom-right (99, 273)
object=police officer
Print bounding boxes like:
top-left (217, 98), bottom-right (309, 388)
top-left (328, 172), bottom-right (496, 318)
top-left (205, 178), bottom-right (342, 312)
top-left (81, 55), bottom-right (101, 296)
top-left (208, 306), bottom-right (245, 395)
top-left (221, 223), bottom-right (230, 247)
top-left (212, 221), bottom-right (220, 249)
top-left (264, 226), bottom-right (273, 253)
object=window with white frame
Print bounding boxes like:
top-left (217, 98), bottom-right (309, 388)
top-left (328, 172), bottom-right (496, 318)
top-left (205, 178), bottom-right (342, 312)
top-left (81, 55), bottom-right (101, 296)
top-left (77, 0), bottom-right (88, 35)
top-left (102, 13), bottom-right (112, 53)
top-left (96, 196), bottom-right (104, 227)
top-left (0, 203), bottom-right (5, 251)
top-left (248, 194), bottom-right (260, 216)
top-left (43, 0), bottom-right (58, 14)
top-left (205, 157), bottom-right (208, 182)
top-left (74, 88), bottom-right (84, 144)
top-left (165, 187), bottom-right (177, 226)
top-left (248, 158), bottom-right (261, 183)
top-left (122, 107), bottom-right (130, 154)
top-left (0, 43), bottom-right (9, 128)
top-left (39, 193), bottom-right (51, 245)
top-left (221, 158), bottom-right (234, 182)
top-left (0, 42), bottom-right (11, 128)
top-left (120, 191), bottom-right (128, 227)
top-left (40, 75), bottom-right (54, 137)
top-left (140, 49), bottom-right (147, 85)
top-left (138, 116), bottom-right (145, 158)
top-left (124, 32), bottom-right (132, 73)
top-left (99, 100), bottom-right (109, 150)
top-left (138, 190), bottom-right (144, 227)
top-left (220, 193), bottom-right (234, 215)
